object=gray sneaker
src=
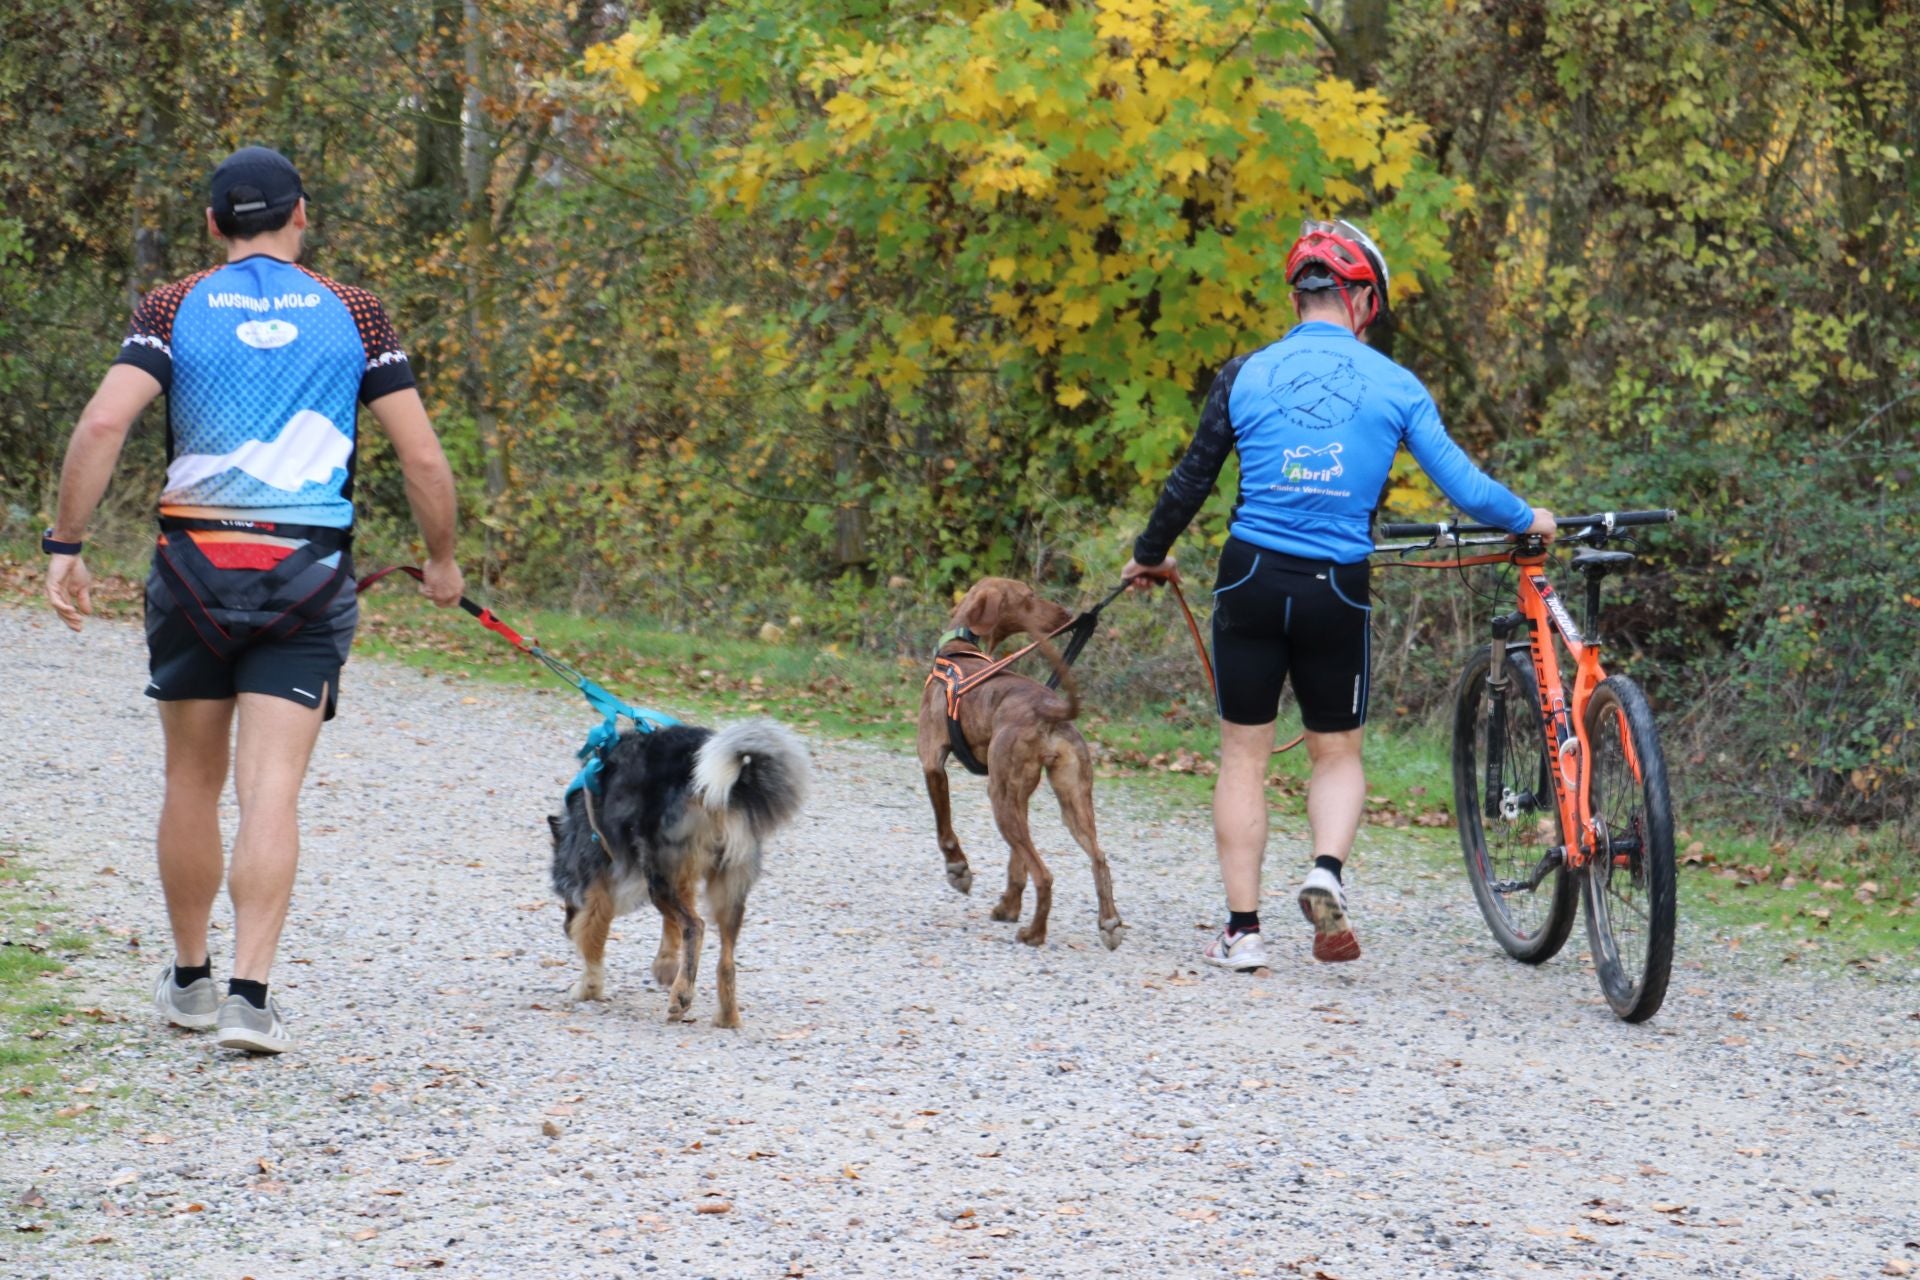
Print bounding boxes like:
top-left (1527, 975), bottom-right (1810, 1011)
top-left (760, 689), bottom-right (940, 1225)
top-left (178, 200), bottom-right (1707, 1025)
top-left (214, 994), bottom-right (292, 1055)
top-left (152, 963), bottom-right (219, 1030)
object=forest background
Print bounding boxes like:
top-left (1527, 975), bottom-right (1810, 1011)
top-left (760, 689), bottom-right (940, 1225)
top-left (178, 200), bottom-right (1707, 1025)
top-left (1, 0), bottom-right (1914, 852)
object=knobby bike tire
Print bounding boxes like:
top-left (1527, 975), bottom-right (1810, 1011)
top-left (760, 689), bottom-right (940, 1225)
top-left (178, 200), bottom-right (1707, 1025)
top-left (1580, 675), bottom-right (1677, 1022)
top-left (1451, 646), bottom-right (1578, 963)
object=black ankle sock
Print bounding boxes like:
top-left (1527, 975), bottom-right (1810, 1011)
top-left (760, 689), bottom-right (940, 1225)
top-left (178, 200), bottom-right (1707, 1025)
top-left (1314, 855), bottom-right (1345, 884)
top-left (1227, 909), bottom-right (1260, 935)
top-left (228, 978), bottom-right (269, 1010)
top-left (173, 961), bottom-right (211, 988)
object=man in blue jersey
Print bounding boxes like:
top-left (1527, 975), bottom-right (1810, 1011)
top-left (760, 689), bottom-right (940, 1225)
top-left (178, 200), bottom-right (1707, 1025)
top-left (44, 146), bottom-right (465, 1053)
top-left (1122, 220), bottom-right (1555, 972)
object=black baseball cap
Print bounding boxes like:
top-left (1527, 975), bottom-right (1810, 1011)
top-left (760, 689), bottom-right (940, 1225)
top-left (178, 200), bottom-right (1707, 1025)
top-left (209, 146), bottom-right (305, 218)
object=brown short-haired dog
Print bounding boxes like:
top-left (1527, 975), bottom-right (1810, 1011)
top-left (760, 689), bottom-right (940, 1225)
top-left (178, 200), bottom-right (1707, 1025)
top-left (918, 578), bottom-right (1125, 949)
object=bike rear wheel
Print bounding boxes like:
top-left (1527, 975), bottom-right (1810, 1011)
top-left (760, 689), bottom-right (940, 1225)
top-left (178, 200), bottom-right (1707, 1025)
top-left (1452, 646), bottom-right (1577, 963)
top-left (1580, 675), bottom-right (1676, 1022)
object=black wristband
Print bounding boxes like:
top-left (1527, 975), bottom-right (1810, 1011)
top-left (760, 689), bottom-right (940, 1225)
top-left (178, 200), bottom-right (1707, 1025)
top-left (41, 528), bottom-right (84, 556)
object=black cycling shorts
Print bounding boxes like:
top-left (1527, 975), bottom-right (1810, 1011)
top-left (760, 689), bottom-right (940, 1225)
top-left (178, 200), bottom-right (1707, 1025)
top-left (1210, 536), bottom-right (1371, 732)
top-left (143, 538), bottom-right (358, 720)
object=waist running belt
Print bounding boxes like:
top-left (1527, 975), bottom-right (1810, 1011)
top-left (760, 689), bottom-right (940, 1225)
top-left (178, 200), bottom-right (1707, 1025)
top-left (152, 518), bottom-right (354, 663)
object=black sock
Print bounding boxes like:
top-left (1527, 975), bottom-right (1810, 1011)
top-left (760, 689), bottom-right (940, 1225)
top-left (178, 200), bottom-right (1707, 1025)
top-left (1314, 855), bottom-right (1345, 884)
top-left (228, 978), bottom-right (269, 1010)
top-left (1227, 909), bottom-right (1260, 935)
top-left (173, 961), bottom-right (211, 987)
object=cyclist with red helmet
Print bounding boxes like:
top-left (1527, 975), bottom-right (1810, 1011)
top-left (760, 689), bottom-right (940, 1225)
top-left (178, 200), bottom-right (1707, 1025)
top-left (1122, 219), bottom-right (1555, 972)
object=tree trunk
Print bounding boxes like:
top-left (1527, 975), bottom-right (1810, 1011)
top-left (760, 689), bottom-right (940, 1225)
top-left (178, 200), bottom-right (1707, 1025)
top-left (410, 0), bottom-right (464, 233)
top-left (1339, 0), bottom-right (1391, 88)
top-left (262, 0), bottom-right (299, 147)
top-left (461, 0), bottom-right (507, 512)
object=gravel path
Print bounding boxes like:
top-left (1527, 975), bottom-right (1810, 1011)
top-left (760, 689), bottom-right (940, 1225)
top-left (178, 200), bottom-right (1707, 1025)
top-left (2, 606), bottom-right (1917, 1280)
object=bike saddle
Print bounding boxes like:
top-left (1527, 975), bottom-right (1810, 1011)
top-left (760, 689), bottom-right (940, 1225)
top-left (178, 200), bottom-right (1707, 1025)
top-left (1571, 549), bottom-right (1636, 575)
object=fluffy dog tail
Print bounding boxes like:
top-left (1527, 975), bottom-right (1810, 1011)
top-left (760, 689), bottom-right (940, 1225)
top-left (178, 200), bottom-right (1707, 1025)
top-left (692, 718), bottom-right (812, 838)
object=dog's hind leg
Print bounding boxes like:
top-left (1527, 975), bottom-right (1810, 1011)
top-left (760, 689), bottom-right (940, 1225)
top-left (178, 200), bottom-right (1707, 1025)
top-left (567, 880), bottom-right (616, 1001)
top-left (1047, 736), bottom-right (1125, 950)
top-left (987, 736), bottom-right (1052, 946)
top-left (664, 865), bottom-right (706, 1022)
top-left (708, 880), bottom-right (748, 1030)
top-left (922, 762), bottom-right (973, 896)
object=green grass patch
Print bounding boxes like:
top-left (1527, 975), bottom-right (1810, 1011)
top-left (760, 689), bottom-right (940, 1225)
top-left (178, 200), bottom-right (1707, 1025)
top-left (0, 851), bottom-right (104, 1132)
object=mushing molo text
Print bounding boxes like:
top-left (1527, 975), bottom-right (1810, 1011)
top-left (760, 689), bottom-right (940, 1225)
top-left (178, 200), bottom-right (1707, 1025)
top-left (205, 291), bottom-right (322, 311)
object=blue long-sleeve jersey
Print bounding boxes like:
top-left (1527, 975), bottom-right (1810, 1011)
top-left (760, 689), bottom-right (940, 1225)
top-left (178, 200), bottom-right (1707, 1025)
top-left (1134, 322), bottom-right (1532, 566)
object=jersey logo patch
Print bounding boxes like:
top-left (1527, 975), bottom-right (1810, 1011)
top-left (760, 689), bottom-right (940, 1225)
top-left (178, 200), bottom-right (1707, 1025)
top-left (1282, 442), bottom-right (1344, 482)
top-left (163, 409), bottom-right (351, 497)
top-left (1268, 355), bottom-right (1366, 431)
top-left (236, 318), bottom-right (300, 350)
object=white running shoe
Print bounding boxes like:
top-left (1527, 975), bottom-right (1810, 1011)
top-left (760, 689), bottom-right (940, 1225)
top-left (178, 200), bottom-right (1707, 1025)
top-left (1201, 927), bottom-right (1269, 972)
top-left (152, 963), bottom-right (219, 1030)
top-left (1297, 865), bottom-right (1362, 963)
top-left (214, 994), bottom-right (293, 1055)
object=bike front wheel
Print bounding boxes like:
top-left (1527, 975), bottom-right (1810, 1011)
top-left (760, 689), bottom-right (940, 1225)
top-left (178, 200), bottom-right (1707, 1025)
top-left (1452, 646), bottom-right (1577, 963)
top-left (1580, 675), bottom-right (1677, 1022)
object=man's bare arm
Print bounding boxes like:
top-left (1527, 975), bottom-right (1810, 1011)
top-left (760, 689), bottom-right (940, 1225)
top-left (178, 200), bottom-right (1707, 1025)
top-left (366, 387), bottom-right (463, 606)
top-left (52, 364), bottom-right (162, 541)
top-left (45, 365), bottom-right (163, 630)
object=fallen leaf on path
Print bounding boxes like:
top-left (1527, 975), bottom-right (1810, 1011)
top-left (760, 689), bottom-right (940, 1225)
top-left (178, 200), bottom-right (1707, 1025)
top-left (695, 1201), bottom-right (732, 1215)
top-left (16, 1189), bottom-right (45, 1209)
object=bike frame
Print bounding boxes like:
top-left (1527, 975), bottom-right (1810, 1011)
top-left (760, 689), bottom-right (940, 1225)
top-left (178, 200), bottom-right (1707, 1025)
top-left (1386, 540), bottom-right (1631, 875)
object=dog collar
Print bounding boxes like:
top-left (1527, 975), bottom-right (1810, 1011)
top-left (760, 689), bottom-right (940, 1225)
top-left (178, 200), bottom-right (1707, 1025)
top-left (934, 625), bottom-right (980, 654)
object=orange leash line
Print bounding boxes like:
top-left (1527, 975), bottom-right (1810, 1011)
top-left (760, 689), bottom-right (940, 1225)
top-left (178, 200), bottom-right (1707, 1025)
top-left (1165, 577), bottom-right (1216, 702)
top-left (1165, 574), bottom-right (1308, 755)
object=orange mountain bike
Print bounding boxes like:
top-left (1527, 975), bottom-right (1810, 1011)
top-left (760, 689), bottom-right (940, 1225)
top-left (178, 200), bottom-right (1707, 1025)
top-left (1375, 509), bottom-right (1679, 1022)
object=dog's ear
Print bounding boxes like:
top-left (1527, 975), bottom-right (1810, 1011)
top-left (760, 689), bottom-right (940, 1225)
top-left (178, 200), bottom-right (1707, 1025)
top-left (547, 813), bottom-right (564, 845)
top-left (952, 580), bottom-right (1004, 637)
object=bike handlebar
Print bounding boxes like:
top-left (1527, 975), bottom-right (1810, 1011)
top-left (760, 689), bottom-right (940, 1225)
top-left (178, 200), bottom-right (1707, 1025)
top-left (1377, 509), bottom-right (1677, 541)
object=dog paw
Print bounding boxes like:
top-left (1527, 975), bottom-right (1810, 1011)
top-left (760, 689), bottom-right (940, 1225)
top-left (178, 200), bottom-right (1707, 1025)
top-left (989, 896), bottom-right (1022, 922)
top-left (711, 1009), bottom-right (740, 1030)
top-left (569, 974), bottom-right (606, 1002)
top-left (945, 862), bottom-right (973, 895)
top-left (667, 987), bottom-right (695, 1021)
top-left (1015, 925), bottom-right (1047, 947)
top-left (1099, 917), bottom-right (1127, 951)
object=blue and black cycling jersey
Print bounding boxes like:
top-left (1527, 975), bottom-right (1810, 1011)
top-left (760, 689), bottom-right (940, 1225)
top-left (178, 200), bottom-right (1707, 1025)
top-left (113, 254), bottom-right (415, 530)
top-left (1134, 321), bottom-right (1532, 566)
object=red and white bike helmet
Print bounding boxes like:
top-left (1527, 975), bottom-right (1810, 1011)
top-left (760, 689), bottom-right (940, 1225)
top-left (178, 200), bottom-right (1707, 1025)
top-left (1284, 218), bottom-right (1392, 334)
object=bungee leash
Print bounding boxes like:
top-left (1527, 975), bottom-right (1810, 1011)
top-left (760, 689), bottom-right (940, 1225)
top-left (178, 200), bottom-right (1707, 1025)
top-left (356, 565), bottom-right (678, 798)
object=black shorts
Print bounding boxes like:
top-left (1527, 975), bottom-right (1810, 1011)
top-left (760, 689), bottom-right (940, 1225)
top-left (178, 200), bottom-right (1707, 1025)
top-left (1210, 536), bottom-right (1371, 731)
top-left (144, 541), bottom-right (358, 720)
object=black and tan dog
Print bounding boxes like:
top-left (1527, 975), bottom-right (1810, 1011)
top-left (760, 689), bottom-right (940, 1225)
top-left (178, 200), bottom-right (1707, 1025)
top-left (548, 719), bottom-right (810, 1027)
